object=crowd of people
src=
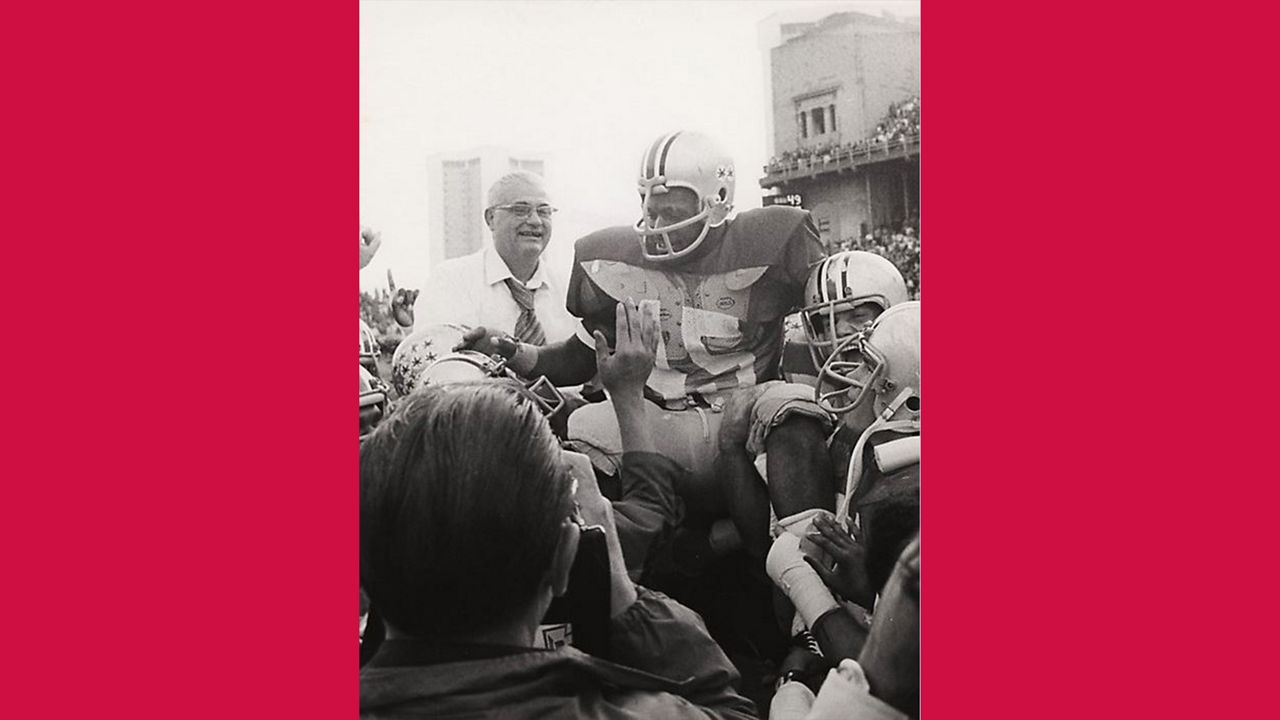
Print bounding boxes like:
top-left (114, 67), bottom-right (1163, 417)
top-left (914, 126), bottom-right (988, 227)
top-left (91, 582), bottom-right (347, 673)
top-left (830, 219), bottom-right (920, 299)
top-left (359, 289), bottom-right (398, 336)
top-left (873, 96), bottom-right (920, 145)
top-left (766, 96), bottom-right (920, 175)
top-left (358, 130), bottom-right (921, 719)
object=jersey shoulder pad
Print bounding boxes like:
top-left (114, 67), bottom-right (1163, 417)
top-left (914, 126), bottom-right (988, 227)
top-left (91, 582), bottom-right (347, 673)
top-left (722, 207), bottom-right (814, 264)
top-left (731, 206), bottom-right (810, 240)
top-left (573, 226), bottom-right (643, 264)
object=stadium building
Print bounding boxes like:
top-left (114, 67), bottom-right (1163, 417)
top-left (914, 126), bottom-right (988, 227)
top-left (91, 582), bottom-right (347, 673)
top-left (758, 10), bottom-right (919, 248)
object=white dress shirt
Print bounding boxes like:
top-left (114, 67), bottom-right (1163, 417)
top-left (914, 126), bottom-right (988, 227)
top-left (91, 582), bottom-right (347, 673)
top-left (412, 245), bottom-right (579, 343)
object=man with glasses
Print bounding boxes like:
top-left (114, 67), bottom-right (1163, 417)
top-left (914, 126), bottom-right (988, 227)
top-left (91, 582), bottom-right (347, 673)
top-left (411, 170), bottom-right (578, 345)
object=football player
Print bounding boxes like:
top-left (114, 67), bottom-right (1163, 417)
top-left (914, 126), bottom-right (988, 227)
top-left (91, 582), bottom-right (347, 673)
top-left (778, 301), bottom-right (921, 661)
top-left (459, 131), bottom-right (838, 579)
top-left (784, 250), bottom-right (909, 388)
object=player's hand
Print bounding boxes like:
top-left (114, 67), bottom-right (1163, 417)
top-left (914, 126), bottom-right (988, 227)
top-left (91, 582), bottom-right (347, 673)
top-left (454, 326), bottom-right (515, 358)
top-left (805, 513), bottom-right (876, 608)
top-left (593, 298), bottom-right (659, 398)
top-left (359, 225), bottom-right (382, 269)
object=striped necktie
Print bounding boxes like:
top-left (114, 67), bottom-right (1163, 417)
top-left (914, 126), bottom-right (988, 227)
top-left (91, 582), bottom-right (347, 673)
top-left (503, 277), bottom-right (547, 346)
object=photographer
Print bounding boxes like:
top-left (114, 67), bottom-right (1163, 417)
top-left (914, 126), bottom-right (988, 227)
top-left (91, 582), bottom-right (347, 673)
top-left (359, 298), bottom-right (754, 719)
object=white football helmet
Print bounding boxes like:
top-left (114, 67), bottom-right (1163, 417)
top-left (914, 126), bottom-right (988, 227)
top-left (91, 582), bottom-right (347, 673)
top-left (801, 251), bottom-right (909, 370)
top-left (391, 323), bottom-right (564, 416)
top-left (420, 351), bottom-right (565, 418)
top-left (816, 301), bottom-right (920, 424)
top-left (634, 130), bottom-right (735, 262)
top-left (391, 323), bottom-right (471, 397)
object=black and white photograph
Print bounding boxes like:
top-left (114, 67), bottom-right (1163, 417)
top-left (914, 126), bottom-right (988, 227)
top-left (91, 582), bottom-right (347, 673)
top-left (358, 2), bottom-right (921, 717)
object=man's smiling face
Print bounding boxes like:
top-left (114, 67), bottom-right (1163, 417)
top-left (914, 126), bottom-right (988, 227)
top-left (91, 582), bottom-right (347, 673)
top-left (486, 175), bottom-right (553, 265)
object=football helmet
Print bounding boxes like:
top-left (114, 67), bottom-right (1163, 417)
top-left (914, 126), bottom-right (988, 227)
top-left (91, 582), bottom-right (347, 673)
top-left (359, 365), bottom-right (389, 440)
top-left (420, 350), bottom-right (565, 418)
top-left (391, 323), bottom-right (564, 416)
top-left (801, 251), bottom-right (909, 370)
top-left (391, 323), bottom-right (470, 397)
top-left (816, 301), bottom-right (920, 423)
top-left (634, 130), bottom-right (735, 262)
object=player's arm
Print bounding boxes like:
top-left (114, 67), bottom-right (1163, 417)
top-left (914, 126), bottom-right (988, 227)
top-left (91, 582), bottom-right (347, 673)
top-left (526, 334), bottom-right (598, 387)
top-left (456, 243), bottom-right (619, 385)
top-left (454, 326), bottom-right (597, 387)
top-left (784, 213), bottom-right (828, 311)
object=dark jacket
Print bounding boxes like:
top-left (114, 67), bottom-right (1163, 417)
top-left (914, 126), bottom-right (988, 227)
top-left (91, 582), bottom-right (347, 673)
top-left (601, 452), bottom-right (685, 580)
top-left (360, 588), bottom-right (757, 719)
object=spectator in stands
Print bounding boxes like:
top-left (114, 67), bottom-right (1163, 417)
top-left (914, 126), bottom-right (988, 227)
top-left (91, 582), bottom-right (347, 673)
top-left (764, 96), bottom-right (919, 175)
top-left (410, 171), bottom-right (578, 345)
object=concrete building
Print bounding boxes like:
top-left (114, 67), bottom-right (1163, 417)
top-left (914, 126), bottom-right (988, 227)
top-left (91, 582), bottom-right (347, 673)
top-left (426, 147), bottom-right (546, 266)
top-left (758, 10), bottom-right (919, 247)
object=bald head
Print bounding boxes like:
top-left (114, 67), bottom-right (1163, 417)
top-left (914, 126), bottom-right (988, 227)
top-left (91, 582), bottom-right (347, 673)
top-left (487, 171), bottom-right (549, 208)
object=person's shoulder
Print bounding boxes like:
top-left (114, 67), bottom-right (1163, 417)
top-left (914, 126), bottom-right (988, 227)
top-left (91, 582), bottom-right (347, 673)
top-left (719, 207), bottom-right (816, 266)
top-left (428, 248), bottom-right (486, 278)
top-left (574, 226), bottom-right (643, 264)
top-left (729, 206), bottom-right (812, 240)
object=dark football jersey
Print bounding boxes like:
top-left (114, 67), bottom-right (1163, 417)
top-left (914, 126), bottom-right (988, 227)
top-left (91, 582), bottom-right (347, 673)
top-left (566, 207), bottom-right (825, 400)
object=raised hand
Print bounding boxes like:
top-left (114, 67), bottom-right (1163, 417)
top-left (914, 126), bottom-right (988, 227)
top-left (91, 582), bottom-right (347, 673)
top-left (390, 288), bottom-right (418, 328)
top-left (593, 298), bottom-right (659, 397)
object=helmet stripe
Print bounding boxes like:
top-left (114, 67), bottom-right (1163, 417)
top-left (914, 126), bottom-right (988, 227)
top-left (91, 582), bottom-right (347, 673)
top-left (815, 256), bottom-right (832, 302)
top-left (642, 132), bottom-right (674, 179)
top-left (838, 253), bottom-right (851, 302)
top-left (656, 130), bottom-right (683, 176)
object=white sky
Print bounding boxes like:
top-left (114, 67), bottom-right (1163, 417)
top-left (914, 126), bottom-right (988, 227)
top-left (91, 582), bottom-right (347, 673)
top-left (360, 0), bottom-right (920, 293)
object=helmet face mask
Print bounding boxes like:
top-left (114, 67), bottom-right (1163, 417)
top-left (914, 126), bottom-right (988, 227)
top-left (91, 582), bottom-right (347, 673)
top-left (803, 301), bottom-right (883, 370)
top-left (634, 131), bottom-right (735, 262)
top-left (359, 365), bottom-right (389, 440)
top-left (420, 350), bottom-right (566, 418)
top-left (816, 301), bottom-right (920, 426)
top-left (816, 331), bottom-right (887, 417)
top-left (360, 320), bottom-right (380, 370)
top-left (802, 251), bottom-right (910, 370)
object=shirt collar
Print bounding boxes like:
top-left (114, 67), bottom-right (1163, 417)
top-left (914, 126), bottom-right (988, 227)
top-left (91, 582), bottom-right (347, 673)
top-left (483, 245), bottom-right (547, 290)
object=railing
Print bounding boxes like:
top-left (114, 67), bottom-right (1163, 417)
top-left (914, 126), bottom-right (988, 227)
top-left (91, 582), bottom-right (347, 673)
top-left (759, 133), bottom-right (920, 188)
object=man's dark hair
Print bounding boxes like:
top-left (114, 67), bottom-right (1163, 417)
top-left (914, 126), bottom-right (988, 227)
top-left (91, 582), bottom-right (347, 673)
top-left (360, 381), bottom-right (573, 638)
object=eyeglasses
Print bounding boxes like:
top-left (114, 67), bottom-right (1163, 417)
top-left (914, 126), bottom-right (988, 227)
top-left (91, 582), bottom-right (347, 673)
top-left (492, 203), bottom-right (557, 220)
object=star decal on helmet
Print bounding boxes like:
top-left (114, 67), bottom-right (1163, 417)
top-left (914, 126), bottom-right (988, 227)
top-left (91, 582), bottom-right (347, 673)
top-left (715, 165), bottom-right (735, 180)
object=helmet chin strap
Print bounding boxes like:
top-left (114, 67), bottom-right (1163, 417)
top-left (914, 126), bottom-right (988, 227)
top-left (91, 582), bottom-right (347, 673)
top-left (835, 386), bottom-right (920, 525)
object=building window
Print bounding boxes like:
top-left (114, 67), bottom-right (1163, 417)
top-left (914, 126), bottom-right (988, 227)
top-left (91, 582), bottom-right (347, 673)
top-left (795, 90), bottom-right (838, 144)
